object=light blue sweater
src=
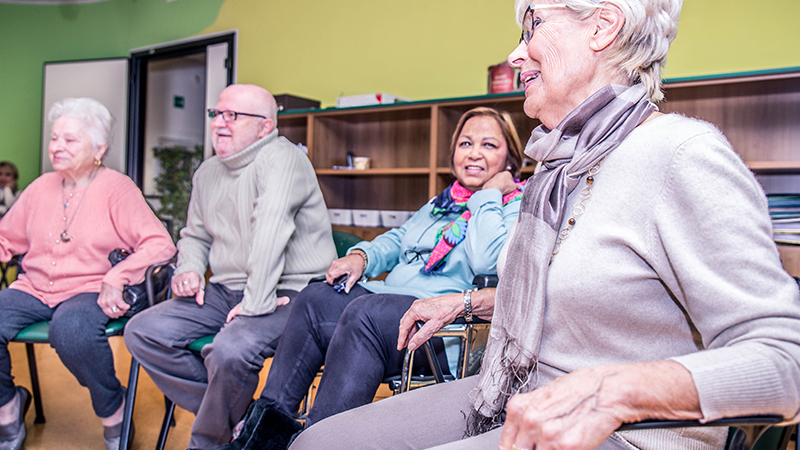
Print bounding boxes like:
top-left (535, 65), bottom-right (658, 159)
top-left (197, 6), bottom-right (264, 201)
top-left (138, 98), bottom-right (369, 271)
top-left (352, 188), bottom-right (520, 298)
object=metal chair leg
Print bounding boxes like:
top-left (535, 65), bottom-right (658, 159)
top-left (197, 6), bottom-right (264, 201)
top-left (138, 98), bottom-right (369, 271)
top-left (156, 398), bottom-right (177, 450)
top-left (24, 343), bottom-right (45, 423)
top-left (119, 357), bottom-right (139, 450)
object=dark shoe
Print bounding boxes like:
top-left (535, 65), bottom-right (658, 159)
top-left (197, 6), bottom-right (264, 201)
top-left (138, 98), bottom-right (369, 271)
top-left (0, 386), bottom-right (31, 450)
top-left (208, 399), bottom-right (303, 450)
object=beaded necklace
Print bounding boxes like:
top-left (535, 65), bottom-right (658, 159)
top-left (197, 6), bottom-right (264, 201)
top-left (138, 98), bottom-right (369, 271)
top-left (60, 167), bottom-right (100, 242)
top-left (551, 159), bottom-right (602, 258)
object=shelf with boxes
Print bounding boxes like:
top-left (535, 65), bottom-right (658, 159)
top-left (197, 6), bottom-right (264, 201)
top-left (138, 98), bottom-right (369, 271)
top-left (277, 69), bottom-right (800, 274)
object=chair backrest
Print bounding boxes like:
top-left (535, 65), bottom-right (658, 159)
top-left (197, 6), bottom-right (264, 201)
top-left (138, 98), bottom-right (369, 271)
top-left (332, 230), bottom-right (363, 258)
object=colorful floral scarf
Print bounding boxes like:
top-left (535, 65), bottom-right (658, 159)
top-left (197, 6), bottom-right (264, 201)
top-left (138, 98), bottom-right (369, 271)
top-left (422, 179), bottom-right (527, 274)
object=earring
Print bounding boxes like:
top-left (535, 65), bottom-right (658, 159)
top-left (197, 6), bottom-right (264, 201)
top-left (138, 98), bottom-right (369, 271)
top-left (94, 159), bottom-right (102, 167)
top-left (506, 165), bottom-right (512, 171)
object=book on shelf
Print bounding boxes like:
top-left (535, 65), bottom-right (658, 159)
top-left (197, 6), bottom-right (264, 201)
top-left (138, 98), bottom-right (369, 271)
top-left (769, 195), bottom-right (800, 245)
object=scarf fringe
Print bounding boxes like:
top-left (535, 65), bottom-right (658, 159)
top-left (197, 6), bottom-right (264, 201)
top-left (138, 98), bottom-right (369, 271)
top-left (467, 336), bottom-right (537, 436)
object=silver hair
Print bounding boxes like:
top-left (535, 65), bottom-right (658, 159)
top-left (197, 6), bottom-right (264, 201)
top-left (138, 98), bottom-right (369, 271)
top-left (514, 0), bottom-right (682, 102)
top-left (48, 97), bottom-right (116, 153)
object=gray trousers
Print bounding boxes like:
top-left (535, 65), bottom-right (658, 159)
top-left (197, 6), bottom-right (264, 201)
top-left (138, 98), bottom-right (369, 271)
top-left (289, 375), bottom-right (635, 450)
top-left (124, 283), bottom-right (297, 449)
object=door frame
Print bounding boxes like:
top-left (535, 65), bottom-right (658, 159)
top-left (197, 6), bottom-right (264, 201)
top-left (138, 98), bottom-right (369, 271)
top-left (126, 32), bottom-right (235, 187)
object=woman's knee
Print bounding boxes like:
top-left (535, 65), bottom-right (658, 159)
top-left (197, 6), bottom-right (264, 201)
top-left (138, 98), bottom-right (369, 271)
top-left (49, 314), bottom-right (103, 353)
top-left (338, 294), bottom-right (409, 333)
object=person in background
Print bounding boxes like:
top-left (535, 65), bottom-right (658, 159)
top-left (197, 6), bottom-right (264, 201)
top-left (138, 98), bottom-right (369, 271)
top-left (287, 0), bottom-right (800, 449)
top-left (0, 161), bottom-right (19, 217)
top-left (124, 84), bottom-right (337, 449)
top-left (220, 107), bottom-right (527, 450)
top-left (0, 97), bottom-right (175, 450)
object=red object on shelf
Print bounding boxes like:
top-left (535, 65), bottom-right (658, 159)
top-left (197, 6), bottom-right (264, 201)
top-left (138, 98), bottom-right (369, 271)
top-left (488, 62), bottom-right (521, 94)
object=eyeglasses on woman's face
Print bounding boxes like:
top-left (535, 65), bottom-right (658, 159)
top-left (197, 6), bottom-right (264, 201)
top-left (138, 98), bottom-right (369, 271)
top-left (207, 108), bottom-right (266, 122)
top-left (521, 4), bottom-right (569, 44)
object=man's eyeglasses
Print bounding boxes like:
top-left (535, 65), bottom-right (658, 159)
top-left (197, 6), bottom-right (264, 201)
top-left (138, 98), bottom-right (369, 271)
top-left (521, 4), bottom-right (568, 44)
top-left (404, 249), bottom-right (432, 264)
top-left (207, 109), bottom-right (267, 122)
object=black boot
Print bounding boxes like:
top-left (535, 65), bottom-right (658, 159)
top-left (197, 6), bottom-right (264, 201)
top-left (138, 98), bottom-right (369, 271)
top-left (203, 399), bottom-right (303, 450)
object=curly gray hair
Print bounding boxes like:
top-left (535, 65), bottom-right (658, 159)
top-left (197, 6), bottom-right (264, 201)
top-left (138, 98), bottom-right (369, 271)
top-left (48, 97), bottom-right (116, 154)
top-left (514, 0), bottom-right (682, 102)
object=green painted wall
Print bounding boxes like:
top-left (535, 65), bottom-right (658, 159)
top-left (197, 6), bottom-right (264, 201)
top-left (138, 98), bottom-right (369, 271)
top-left (0, 0), bottom-right (225, 188)
top-left (1, 0), bottom-right (799, 188)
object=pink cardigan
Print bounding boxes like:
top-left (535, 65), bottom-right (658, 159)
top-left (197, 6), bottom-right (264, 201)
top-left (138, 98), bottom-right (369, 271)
top-left (0, 169), bottom-right (176, 307)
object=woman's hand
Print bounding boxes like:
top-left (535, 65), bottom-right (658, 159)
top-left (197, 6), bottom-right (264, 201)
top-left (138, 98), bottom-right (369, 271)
top-left (482, 170), bottom-right (518, 195)
top-left (325, 254), bottom-right (365, 294)
top-left (97, 282), bottom-right (127, 318)
top-left (398, 288), bottom-right (496, 352)
top-left (498, 361), bottom-right (702, 450)
top-left (172, 271), bottom-right (205, 305)
top-left (397, 293), bottom-right (463, 352)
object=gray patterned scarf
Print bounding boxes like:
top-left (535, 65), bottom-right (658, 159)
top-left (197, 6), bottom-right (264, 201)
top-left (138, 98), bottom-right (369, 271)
top-left (467, 83), bottom-right (656, 434)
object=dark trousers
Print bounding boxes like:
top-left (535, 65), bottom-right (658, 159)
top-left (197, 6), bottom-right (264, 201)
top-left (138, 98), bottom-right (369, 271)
top-left (0, 288), bottom-right (124, 417)
top-left (124, 283), bottom-right (297, 449)
top-left (259, 282), bottom-right (449, 427)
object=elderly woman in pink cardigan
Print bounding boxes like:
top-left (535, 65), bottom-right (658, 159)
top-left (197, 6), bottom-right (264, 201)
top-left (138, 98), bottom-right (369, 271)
top-left (0, 97), bottom-right (176, 450)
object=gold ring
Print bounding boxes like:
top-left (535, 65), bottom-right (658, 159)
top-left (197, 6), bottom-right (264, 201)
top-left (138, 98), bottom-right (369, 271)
top-left (512, 445), bottom-right (528, 450)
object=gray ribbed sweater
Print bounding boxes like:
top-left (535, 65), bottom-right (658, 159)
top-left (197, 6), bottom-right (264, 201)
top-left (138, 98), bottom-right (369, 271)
top-left (500, 114), bottom-right (800, 449)
top-left (176, 130), bottom-right (337, 316)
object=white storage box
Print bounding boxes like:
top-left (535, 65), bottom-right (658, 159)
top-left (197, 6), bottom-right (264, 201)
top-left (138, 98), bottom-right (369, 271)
top-left (328, 209), bottom-right (353, 226)
top-left (352, 210), bottom-right (381, 227)
top-left (380, 210), bottom-right (410, 228)
top-left (336, 93), bottom-right (411, 108)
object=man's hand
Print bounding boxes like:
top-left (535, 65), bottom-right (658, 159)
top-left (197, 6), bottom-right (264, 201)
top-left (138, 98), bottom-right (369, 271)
top-left (172, 271), bottom-right (205, 305)
top-left (226, 297), bottom-right (290, 323)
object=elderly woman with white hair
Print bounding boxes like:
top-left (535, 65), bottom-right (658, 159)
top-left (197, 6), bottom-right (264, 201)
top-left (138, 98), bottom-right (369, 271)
top-left (287, 1), bottom-right (800, 449)
top-left (0, 97), bottom-right (175, 450)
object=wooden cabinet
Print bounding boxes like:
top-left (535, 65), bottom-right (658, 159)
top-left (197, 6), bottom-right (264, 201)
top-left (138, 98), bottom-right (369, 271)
top-left (278, 93), bottom-right (539, 241)
top-left (278, 70), bottom-right (800, 272)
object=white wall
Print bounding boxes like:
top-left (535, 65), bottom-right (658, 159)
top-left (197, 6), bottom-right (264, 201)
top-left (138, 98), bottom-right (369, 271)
top-left (143, 55), bottom-right (207, 196)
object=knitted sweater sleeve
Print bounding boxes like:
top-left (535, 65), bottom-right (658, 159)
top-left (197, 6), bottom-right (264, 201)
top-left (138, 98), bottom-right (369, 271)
top-left (175, 166), bottom-right (214, 279)
top-left (102, 175), bottom-right (177, 289)
top-left (239, 144), bottom-right (318, 316)
top-left (655, 128), bottom-right (800, 423)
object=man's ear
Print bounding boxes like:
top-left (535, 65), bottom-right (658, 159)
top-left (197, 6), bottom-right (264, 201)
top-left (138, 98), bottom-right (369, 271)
top-left (589, 2), bottom-right (625, 52)
top-left (259, 118), bottom-right (275, 138)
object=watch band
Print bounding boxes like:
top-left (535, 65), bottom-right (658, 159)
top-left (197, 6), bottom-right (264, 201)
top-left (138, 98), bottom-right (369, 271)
top-left (463, 286), bottom-right (478, 323)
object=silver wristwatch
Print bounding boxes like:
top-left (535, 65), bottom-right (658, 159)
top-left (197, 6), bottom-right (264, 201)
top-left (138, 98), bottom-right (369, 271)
top-left (463, 286), bottom-right (478, 323)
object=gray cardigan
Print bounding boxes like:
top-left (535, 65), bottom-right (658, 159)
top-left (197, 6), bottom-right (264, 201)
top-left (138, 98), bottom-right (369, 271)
top-left (176, 130), bottom-right (336, 316)
top-left (499, 113), bottom-right (800, 449)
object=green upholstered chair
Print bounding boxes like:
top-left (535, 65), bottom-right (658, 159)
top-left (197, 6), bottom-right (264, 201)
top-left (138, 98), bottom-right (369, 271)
top-left (155, 230), bottom-right (363, 450)
top-left (10, 261), bottom-right (174, 450)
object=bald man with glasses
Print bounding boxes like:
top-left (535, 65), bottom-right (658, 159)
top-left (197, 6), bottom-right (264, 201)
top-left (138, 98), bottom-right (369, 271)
top-left (125, 84), bottom-right (337, 449)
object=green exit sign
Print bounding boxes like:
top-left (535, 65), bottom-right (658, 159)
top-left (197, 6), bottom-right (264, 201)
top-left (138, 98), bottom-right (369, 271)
top-left (174, 96), bottom-right (185, 108)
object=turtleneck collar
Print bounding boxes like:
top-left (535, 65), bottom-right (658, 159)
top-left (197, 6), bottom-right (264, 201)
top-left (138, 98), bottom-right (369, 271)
top-left (219, 129), bottom-right (278, 170)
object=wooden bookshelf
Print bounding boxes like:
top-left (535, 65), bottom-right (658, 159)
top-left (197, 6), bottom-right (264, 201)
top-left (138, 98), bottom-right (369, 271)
top-left (278, 69), bottom-right (800, 276)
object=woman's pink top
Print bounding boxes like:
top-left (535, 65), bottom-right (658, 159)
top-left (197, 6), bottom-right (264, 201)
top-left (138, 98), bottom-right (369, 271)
top-left (0, 168), bottom-right (176, 307)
